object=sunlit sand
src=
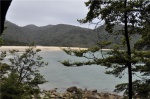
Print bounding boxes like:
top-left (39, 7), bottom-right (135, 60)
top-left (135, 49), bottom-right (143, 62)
top-left (0, 46), bottom-right (87, 51)
top-left (0, 46), bottom-right (111, 52)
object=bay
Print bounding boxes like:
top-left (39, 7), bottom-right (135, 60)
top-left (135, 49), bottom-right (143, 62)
top-left (37, 48), bottom-right (128, 94)
top-left (0, 46), bottom-right (133, 95)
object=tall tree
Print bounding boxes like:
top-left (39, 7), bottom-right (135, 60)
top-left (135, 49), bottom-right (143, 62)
top-left (61, 0), bottom-right (150, 99)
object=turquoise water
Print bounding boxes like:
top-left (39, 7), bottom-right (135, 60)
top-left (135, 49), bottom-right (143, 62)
top-left (38, 49), bottom-right (129, 94)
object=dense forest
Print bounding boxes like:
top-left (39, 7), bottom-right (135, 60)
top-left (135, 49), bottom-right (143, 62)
top-left (2, 21), bottom-right (140, 49)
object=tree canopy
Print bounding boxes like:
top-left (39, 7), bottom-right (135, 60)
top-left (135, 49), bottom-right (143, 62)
top-left (62, 0), bottom-right (150, 99)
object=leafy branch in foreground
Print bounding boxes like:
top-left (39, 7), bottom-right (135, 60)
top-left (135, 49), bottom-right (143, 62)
top-left (62, 46), bottom-right (150, 99)
top-left (61, 0), bottom-right (150, 99)
top-left (0, 46), bottom-right (48, 99)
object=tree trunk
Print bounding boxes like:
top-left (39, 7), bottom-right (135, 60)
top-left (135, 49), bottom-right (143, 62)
top-left (124, 0), bottom-right (132, 99)
top-left (0, 0), bottom-right (12, 35)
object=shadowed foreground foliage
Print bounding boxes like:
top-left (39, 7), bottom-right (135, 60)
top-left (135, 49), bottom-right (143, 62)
top-left (0, 46), bottom-right (48, 99)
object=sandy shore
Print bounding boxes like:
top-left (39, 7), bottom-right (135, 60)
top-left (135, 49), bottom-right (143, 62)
top-left (0, 46), bottom-right (111, 52)
top-left (0, 46), bottom-right (62, 51)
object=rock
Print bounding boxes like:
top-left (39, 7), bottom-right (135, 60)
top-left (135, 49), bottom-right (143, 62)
top-left (78, 88), bottom-right (83, 92)
top-left (87, 94), bottom-right (100, 99)
top-left (52, 88), bottom-right (58, 92)
top-left (103, 93), bottom-right (109, 98)
top-left (63, 92), bottom-right (71, 97)
top-left (50, 94), bottom-right (55, 98)
top-left (59, 94), bottom-right (63, 98)
top-left (67, 86), bottom-right (78, 93)
top-left (94, 94), bottom-right (101, 99)
top-left (41, 87), bottom-right (123, 99)
top-left (97, 93), bottom-right (102, 96)
top-left (92, 89), bottom-right (97, 93)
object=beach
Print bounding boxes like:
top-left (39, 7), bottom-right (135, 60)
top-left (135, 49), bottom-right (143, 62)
top-left (0, 46), bottom-right (61, 51)
top-left (0, 46), bottom-right (87, 51)
top-left (0, 46), bottom-right (125, 98)
top-left (0, 46), bottom-right (112, 52)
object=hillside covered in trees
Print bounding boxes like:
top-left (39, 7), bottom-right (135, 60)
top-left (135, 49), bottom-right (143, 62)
top-left (2, 21), bottom-right (140, 48)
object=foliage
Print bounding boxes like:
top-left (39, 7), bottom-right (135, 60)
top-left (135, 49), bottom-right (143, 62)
top-left (3, 21), bottom-right (141, 48)
top-left (1, 72), bottom-right (33, 99)
top-left (61, 60), bottom-right (73, 67)
top-left (2, 21), bottom-right (98, 47)
top-left (2, 39), bottom-right (28, 46)
top-left (0, 46), bottom-right (48, 98)
top-left (62, 0), bottom-right (150, 98)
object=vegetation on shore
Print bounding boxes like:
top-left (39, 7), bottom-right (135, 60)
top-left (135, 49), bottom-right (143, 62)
top-left (0, 46), bottom-right (123, 99)
top-left (2, 21), bottom-right (141, 49)
top-left (0, 0), bottom-right (149, 99)
top-left (0, 46), bottom-right (48, 98)
top-left (61, 1), bottom-right (150, 99)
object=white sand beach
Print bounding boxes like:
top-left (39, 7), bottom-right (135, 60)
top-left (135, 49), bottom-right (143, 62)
top-left (0, 46), bottom-right (88, 52)
top-left (0, 46), bottom-right (112, 52)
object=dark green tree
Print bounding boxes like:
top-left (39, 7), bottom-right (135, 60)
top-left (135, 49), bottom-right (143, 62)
top-left (61, 0), bottom-right (150, 99)
top-left (0, 46), bottom-right (48, 99)
top-left (1, 72), bottom-right (31, 99)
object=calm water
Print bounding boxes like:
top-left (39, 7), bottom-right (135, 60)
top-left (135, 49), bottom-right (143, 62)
top-left (37, 49), bottom-right (129, 94)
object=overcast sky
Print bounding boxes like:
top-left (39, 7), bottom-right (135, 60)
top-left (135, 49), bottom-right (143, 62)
top-left (6, 0), bottom-right (96, 29)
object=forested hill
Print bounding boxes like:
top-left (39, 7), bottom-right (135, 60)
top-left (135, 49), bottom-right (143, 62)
top-left (2, 21), bottom-right (140, 48)
top-left (2, 21), bottom-right (98, 47)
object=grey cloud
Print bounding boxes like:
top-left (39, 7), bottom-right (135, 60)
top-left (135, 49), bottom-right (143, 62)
top-left (6, 0), bottom-right (92, 28)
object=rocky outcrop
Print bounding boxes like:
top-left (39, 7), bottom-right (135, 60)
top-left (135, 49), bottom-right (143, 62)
top-left (41, 86), bottom-right (123, 99)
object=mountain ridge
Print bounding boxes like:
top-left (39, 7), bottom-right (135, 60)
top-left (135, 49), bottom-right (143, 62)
top-left (2, 20), bottom-right (140, 48)
top-left (2, 21), bottom-right (97, 47)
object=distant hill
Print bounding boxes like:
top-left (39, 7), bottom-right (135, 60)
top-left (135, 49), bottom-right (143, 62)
top-left (2, 21), bottom-right (140, 48)
top-left (2, 21), bottom-right (98, 47)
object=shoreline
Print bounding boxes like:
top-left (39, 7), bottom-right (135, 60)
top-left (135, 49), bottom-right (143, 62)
top-left (0, 46), bottom-right (112, 51)
top-left (0, 46), bottom-right (123, 98)
top-left (41, 86), bottom-right (123, 99)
